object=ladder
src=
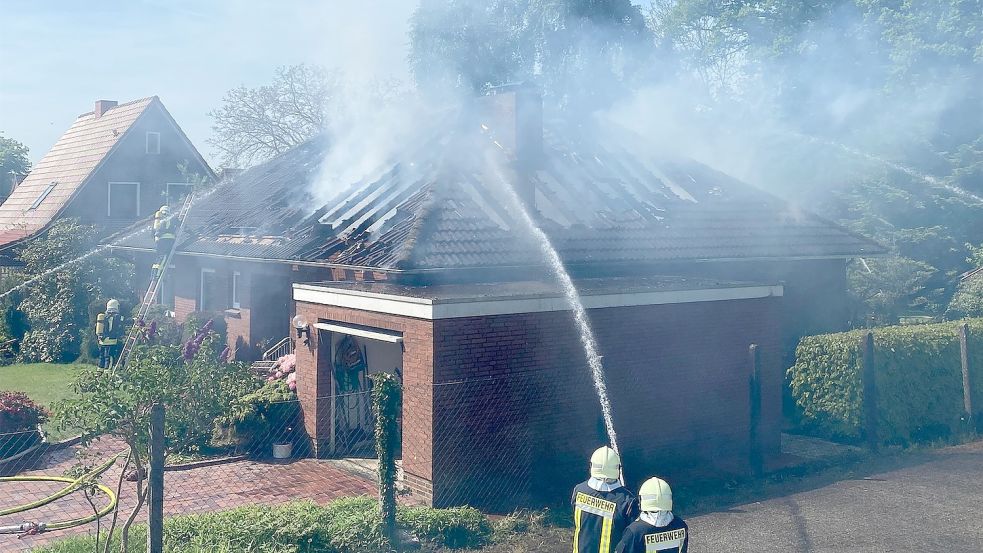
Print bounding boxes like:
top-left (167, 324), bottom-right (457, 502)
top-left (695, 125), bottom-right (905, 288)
top-left (111, 190), bottom-right (197, 374)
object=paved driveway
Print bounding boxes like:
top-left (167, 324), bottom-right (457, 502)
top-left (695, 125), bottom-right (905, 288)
top-left (691, 441), bottom-right (983, 552)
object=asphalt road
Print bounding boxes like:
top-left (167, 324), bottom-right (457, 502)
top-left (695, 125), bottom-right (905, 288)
top-left (690, 441), bottom-right (983, 552)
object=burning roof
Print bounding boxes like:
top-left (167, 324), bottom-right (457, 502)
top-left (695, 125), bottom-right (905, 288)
top-left (112, 95), bottom-right (884, 273)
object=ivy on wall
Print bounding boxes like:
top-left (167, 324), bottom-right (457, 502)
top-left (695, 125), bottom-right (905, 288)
top-left (371, 371), bottom-right (402, 550)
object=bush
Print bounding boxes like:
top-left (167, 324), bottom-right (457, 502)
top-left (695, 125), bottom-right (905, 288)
top-left (34, 498), bottom-right (493, 553)
top-left (0, 391), bottom-right (49, 458)
top-left (788, 318), bottom-right (983, 444)
top-left (183, 311), bottom-right (228, 345)
top-left (212, 379), bottom-right (297, 452)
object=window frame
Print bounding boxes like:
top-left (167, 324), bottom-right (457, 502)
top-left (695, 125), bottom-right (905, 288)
top-left (165, 182), bottom-right (192, 206)
top-left (28, 182), bottom-right (57, 211)
top-left (199, 268), bottom-right (217, 311)
top-left (107, 181), bottom-right (141, 218)
top-left (231, 271), bottom-right (241, 309)
top-left (146, 131), bottom-right (161, 154)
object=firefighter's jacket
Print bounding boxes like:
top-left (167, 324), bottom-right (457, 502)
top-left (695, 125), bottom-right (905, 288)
top-left (614, 515), bottom-right (688, 553)
top-left (572, 479), bottom-right (638, 553)
top-left (154, 209), bottom-right (175, 242)
top-left (95, 312), bottom-right (125, 346)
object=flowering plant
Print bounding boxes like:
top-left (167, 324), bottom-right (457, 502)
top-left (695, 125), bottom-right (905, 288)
top-left (267, 353), bottom-right (297, 391)
top-left (0, 391), bottom-right (49, 433)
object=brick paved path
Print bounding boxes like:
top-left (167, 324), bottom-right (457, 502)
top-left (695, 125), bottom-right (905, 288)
top-left (0, 436), bottom-right (377, 551)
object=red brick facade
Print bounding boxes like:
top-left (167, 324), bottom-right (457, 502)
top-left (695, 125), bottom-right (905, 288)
top-left (294, 294), bottom-right (783, 509)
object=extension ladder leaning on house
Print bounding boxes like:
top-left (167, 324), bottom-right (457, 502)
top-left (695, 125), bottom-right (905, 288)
top-left (111, 190), bottom-right (196, 374)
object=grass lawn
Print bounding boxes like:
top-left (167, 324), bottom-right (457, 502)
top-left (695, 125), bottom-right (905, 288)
top-left (0, 362), bottom-right (93, 440)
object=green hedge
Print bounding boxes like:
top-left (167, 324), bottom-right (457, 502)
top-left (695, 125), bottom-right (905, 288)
top-left (33, 497), bottom-right (491, 553)
top-left (788, 319), bottom-right (983, 444)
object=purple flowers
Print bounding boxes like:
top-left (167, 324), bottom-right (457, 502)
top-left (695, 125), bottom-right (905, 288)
top-left (182, 319), bottom-right (214, 361)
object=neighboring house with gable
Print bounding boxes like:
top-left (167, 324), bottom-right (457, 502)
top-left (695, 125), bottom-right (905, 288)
top-left (0, 97), bottom-right (213, 263)
top-left (112, 85), bottom-right (885, 508)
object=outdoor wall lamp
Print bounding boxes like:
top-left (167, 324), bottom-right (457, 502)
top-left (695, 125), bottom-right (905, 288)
top-left (292, 314), bottom-right (310, 344)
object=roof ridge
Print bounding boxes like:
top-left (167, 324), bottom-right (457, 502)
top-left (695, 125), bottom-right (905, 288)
top-left (76, 96), bottom-right (158, 118)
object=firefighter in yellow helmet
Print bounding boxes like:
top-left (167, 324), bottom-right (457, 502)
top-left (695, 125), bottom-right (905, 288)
top-left (95, 299), bottom-right (125, 368)
top-left (152, 204), bottom-right (175, 278)
top-left (615, 477), bottom-right (688, 553)
top-left (572, 446), bottom-right (638, 553)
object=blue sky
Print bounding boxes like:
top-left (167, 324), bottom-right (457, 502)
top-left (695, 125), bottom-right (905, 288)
top-left (0, 0), bottom-right (416, 164)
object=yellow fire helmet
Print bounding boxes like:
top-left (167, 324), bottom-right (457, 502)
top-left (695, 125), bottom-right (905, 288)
top-left (589, 446), bottom-right (621, 480)
top-left (639, 477), bottom-right (673, 512)
top-left (106, 299), bottom-right (120, 313)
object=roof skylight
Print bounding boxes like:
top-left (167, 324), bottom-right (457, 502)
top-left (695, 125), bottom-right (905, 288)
top-left (28, 182), bottom-right (57, 210)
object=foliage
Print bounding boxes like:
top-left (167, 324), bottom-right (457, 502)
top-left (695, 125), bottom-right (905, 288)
top-left (17, 219), bottom-right (134, 362)
top-left (946, 276), bottom-right (983, 319)
top-left (212, 378), bottom-right (293, 452)
top-left (182, 311), bottom-right (228, 347)
top-left (847, 255), bottom-right (939, 324)
top-left (0, 270), bottom-right (28, 345)
top-left (788, 319), bottom-right (983, 444)
top-left (0, 390), bottom-right (48, 432)
top-left (410, 0), bottom-right (652, 109)
top-left (208, 64), bottom-right (339, 168)
top-left (35, 498), bottom-right (492, 553)
top-left (371, 371), bottom-right (402, 547)
top-left (0, 132), bottom-right (30, 196)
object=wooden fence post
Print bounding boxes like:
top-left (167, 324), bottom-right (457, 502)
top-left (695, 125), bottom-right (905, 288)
top-left (147, 403), bottom-right (164, 553)
top-left (959, 324), bottom-right (974, 433)
top-left (748, 344), bottom-right (764, 477)
top-left (862, 331), bottom-right (878, 451)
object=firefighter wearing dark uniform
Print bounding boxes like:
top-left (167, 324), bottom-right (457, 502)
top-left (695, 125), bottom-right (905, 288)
top-left (615, 477), bottom-right (688, 553)
top-left (95, 299), bottom-right (125, 369)
top-left (152, 204), bottom-right (175, 278)
top-left (572, 446), bottom-right (638, 553)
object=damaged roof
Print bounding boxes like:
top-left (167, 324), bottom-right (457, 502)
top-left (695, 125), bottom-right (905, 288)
top-left (112, 107), bottom-right (885, 272)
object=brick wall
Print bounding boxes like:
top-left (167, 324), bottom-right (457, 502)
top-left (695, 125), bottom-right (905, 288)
top-left (293, 301), bottom-right (436, 503)
top-left (294, 293), bottom-right (782, 510)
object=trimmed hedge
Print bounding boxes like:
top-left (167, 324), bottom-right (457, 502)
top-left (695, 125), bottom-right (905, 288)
top-left (788, 319), bottom-right (983, 444)
top-left (33, 497), bottom-right (492, 553)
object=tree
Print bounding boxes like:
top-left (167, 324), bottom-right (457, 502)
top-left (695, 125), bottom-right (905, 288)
top-left (0, 132), bottom-right (30, 197)
top-left (17, 219), bottom-right (133, 362)
top-left (410, 0), bottom-right (652, 110)
top-left (54, 325), bottom-right (256, 553)
top-left (208, 64), bottom-right (340, 168)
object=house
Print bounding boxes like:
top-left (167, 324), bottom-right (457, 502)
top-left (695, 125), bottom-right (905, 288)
top-left (0, 97), bottom-right (213, 262)
top-left (113, 85), bottom-right (885, 508)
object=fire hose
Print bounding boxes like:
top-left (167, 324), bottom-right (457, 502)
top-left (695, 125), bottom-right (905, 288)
top-left (0, 453), bottom-right (122, 535)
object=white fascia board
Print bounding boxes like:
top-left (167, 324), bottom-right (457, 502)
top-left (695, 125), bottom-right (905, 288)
top-left (314, 322), bottom-right (403, 343)
top-left (294, 283), bottom-right (783, 321)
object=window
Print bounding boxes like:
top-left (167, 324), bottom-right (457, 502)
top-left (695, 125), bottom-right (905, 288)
top-left (146, 132), bottom-right (160, 154)
top-left (199, 268), bottom-right (222, 311)
top-left (29, 182), bottom-right (57, 210)
top-left (108, 182), bottom-right (140, 218)
top-left (231, 271), bottom-right (241, 309)
top-left (166, 183), bottom-right (192, 205)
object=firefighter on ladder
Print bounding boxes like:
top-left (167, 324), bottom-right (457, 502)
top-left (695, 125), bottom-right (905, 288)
top-left (152, 204), bottom-right (175, 279)
top-left (95, 299), bottom-right (124, 368)
top-left (572, 446), bottom-right (638, 553)
top-left (615, 477), bottom-right (688, 553)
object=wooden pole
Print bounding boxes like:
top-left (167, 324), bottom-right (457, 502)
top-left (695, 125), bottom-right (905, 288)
top-left (748, 344), bottom-right (763, 477)
top-left (147, 403), bottom-right (164, 553)
top-left (862, 331), bottom-right (878, 451)
top-left (959, 323), bottom-right (974, 432)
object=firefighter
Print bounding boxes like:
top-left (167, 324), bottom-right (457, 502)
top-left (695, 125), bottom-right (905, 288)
top-left (614, 477), bottom-right (688, 553)
top-left (95, 299), bottom-right (125, 369)
top-left (152, 204), bottom-right (175, 278)
top-left (572, 446), bottom-right (638, 553)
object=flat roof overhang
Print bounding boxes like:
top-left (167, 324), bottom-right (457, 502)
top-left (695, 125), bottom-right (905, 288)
top-left (293, 277), bottom-right (784, 320)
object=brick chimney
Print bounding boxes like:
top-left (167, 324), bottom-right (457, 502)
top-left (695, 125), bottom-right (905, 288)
top-left (94, 100), bottom-right (118, 118)
top-left (479, 83), bottom-right (543, 210)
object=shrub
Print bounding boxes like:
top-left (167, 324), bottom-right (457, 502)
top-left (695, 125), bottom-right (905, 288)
top-left (183, 311), bottom-right (228, 345)
top-left (0, 391), bottom-right (49, 458)
top-left (212, 379), bottom-right (297, 452)
top-left (34, 498), bottom-right (493, 553)
top-left (788, 318), bottom-right (983, 444)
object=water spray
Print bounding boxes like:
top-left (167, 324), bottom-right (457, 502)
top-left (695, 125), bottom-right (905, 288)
top-left (484, 152), bottom-right (620, 454)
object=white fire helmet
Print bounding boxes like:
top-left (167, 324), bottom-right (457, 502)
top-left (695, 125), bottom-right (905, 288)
top-left (106, 299), bottom-right (120, 313)
top-left (589, 446), bottom-right (621, 480)
top-left (639, 477), bottom-right (673, 512)
top-left (159, 205), bottom-right (170, 215)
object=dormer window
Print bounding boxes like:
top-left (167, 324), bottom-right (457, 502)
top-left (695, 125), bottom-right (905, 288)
top-left (146, 132), bottom-right (160, 154)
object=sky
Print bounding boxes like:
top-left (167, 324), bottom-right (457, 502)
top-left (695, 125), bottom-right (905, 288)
top-left (0, 0), bottom-right (418, 164)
